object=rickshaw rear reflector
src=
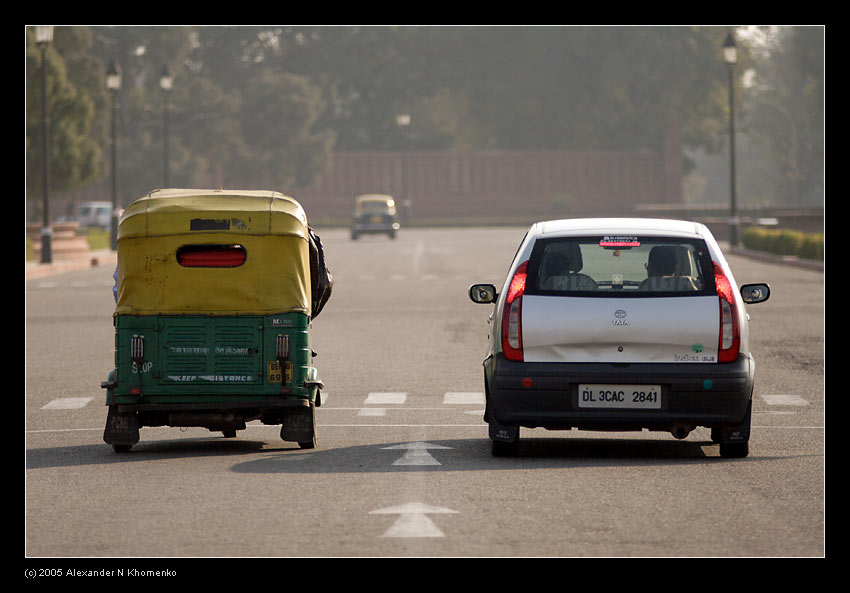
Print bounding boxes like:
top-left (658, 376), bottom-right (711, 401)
top-left (177, 244), bottom-right (246, 267)
top-left (131, 334), bottom-right (145, 365)
top-left (276, 335), bottom-right (290, 360)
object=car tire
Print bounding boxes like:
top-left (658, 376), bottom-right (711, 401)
top-left (491, 438), bottom-right (519, 457)
top-left (719, 441), bottom-right (749, 458)
top-left (718, 401), bottom-right (751, 458)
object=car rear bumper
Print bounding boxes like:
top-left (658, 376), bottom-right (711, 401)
top-left (352, 222), bottom-right (400, 232)
top-left (484, 353), bottom-right (754, 432)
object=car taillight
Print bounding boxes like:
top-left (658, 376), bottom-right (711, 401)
top-left (714, 262), bottom-right (740, 363)
top-left (501, 261), bottom-right (528, 361)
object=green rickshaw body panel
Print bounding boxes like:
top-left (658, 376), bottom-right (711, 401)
top-left (109, 312), bottom-right (313, 406)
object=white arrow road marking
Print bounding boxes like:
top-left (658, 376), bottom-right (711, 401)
top-left (41, 397), bottom-right (93, 410)
top-left (412, 240), bottom-right (425, 277)
top-left (370, 502), bottom-right (459, 538)
top-left (382, 441), bottom-right (453, 465)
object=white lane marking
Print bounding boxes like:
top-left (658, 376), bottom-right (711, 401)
top-left (761, 394), bottom-right (810, 406)
top-left (41, 397), bottom-right (93, 410)
top-left (412, 240), bottom-right (424, 277)
top-left (358, 408), bottom-right (387, 417)
top-left (364, 392), bottom-right (407, 405)
top-left (26, 423), bottom-right (825, 435)
top-left (443, 392), bottom-right (485, 404)
top-left (370, 502), bottom-right (459, 538)
top-left (382, 441), bottom-right (452, 466)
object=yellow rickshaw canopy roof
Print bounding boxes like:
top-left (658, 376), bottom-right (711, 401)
top-left (115, 189), bottom-right (312, 316)
top-left (119, 188), bottom-right (309, 240)
top-left (354, 193), bottom-right (395, 213)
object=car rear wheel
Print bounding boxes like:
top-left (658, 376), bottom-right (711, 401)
top-left (718, 401), bottom-right (751, 458)
top-left (719, 441), bottom-right (749, 458)
top-left (491, 438), bottom-right (519, 457)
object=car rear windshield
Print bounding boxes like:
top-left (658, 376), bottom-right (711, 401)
top-left (525, 235), bottom-right (715, 297)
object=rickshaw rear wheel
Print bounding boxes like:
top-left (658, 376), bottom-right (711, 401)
top-left (281, 404), bottom-right (317, 448)
top-left (222, 430), bottom-right (237, 438)
top-left (298, 407), bottom-right (317, 449)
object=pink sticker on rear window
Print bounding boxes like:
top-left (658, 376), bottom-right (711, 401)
top-left (600, 236), bottom-right (640, 247)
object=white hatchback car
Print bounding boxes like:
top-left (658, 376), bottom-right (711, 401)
top-left (469, 218), bottom-right (770, 458)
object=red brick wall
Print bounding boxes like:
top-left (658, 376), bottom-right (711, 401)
top-left (296, 147), bottom-right (676, 220)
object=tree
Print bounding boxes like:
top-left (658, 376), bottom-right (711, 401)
top-left (742, 26), bottom-right (824, 206)
top-left (235, 69), bottom-right (335, 189)
top-left (83, 26), bottom-right (335, 200)
top-left (26, 27), bottom-right (103, 208)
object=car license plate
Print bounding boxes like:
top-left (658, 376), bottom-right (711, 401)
top-left (578, 384), bottom-right (661, 409)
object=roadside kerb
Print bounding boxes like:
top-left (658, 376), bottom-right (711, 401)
top-left (25, 249), bottom-right (117, 279)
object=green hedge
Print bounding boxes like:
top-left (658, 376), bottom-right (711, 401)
top-left (741, 227), bottom-right (824, 261)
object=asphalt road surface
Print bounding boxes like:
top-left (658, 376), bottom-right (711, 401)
top-left (25, 227), bottom-right (824, 561)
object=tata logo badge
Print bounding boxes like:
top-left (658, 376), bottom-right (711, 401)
top-left (612, 310), bottom-right (629, 325)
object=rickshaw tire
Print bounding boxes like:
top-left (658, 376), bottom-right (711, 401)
top-left (112, 444), bottom-right (132, 453)
top-left (222, 430), bottom-right (237, 438)
top-left (300, 405), bottom-right (317, 449)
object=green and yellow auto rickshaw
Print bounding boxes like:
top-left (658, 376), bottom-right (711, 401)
top-left (350, 194), bottom-right (400, 240)
top-left (101, 189), bottom-right (332, 452)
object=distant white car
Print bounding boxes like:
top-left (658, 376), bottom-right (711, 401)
top-left (76, 201), bottom-right (113, 228)
top-left (469, 218), bottom-right (770, 458)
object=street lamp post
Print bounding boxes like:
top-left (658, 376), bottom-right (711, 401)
top-left (36, 25), bottom-right (53, 264)
top-left (159, 65), bottom-right (173, 188)
top-left (723, 32), bottom-right (739, 247)
top-left (106, 60), bottom-right (122, 250)
top-left (396, 114), bottom-right (411, 223)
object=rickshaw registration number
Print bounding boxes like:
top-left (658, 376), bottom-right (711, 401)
top-left (268, 361), bottom-right (293, 383)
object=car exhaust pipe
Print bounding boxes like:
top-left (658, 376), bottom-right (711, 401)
top-left (670, 421), bottom-right (693, 440)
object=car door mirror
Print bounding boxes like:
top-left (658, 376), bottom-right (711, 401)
top-left (469, 283), bottom-right (498, 304)
top-left (740, 283), bottom-right (770, 304)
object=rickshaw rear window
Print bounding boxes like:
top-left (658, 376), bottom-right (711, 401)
top-left (177, 244), bottom-right (247, 268)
